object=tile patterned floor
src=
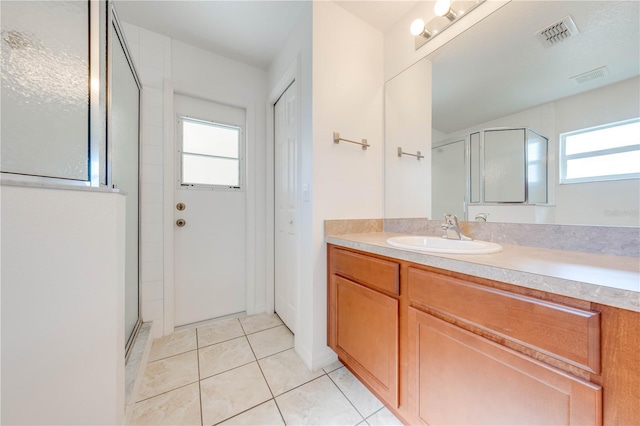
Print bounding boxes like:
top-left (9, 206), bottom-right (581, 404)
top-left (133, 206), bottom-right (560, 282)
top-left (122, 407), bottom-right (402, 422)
top-left (128, 313), bottom-right (403, 425)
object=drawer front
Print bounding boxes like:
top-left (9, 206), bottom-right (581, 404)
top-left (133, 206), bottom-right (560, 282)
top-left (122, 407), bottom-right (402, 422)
top-left (408, 268), bottom-right (601, 373)
top-left (330, 247), bottom-right (399, 295)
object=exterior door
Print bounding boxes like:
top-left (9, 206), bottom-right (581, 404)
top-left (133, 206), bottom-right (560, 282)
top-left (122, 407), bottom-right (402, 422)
top-left (173, 94), bottom-right (246, 326)
top-left (274, 82), bottom-right (297, 332)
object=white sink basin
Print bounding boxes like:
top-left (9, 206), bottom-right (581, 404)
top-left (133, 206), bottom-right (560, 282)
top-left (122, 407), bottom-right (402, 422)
top-left (386, 236), bottom-right (502, 254)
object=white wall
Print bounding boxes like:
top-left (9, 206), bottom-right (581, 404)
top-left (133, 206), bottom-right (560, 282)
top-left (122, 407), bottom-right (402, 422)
top-left (301, 1), bottom-right (385, 369)
top-left (435, 76), bottom-right (640, 226)
top-left (120, 22), bottom-right (268, 336)
top-left (1, 185), bottom-right (125, 425)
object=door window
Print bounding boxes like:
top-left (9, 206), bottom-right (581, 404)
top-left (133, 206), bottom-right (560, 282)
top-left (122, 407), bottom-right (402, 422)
top-left (178, 116), bottom-right (243, 189)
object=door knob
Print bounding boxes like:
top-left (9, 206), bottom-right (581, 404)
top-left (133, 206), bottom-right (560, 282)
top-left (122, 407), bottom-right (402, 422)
top-left (176, 219), bottom-right (186, 227)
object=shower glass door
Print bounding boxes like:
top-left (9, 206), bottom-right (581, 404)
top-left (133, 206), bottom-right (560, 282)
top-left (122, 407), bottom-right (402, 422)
top-left (110, 13), bottom-right (141, 350)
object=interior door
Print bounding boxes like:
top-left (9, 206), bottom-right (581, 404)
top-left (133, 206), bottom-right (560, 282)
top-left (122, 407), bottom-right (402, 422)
top-left (173, 94), bottom-right (246, 326)
top-left (274, 82), bottom-right (297, 333)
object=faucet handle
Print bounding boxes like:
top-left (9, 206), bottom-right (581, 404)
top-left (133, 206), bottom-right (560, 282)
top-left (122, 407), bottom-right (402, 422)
top-left (443, 213), bottom-right (459, 226)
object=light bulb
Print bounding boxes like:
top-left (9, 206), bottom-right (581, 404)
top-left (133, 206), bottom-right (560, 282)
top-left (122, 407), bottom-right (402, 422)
top-left (434, 0), bottom-right (451, 17)
top-left (410, 18), bottom-right (425, 36)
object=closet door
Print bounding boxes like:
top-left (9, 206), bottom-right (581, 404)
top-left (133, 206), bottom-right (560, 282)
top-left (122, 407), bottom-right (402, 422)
top-left (109, 18), bottom-right (141, 348)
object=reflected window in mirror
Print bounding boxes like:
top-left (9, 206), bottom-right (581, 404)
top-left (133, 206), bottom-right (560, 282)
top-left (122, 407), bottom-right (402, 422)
top-left (560, 118), bottom-right (640, 184)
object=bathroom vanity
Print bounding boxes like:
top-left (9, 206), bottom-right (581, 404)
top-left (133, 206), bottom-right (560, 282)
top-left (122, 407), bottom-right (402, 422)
top-left (327, 233), bottom-right (640, 426)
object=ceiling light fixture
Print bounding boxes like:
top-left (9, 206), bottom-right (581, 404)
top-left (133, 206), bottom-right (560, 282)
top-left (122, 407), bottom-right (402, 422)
top-left (434, 0), bottom-right (457, 21)
top-left (410, 0), bottom-right (485, 50)
top-left (410, 18), bottom-right (432, 39)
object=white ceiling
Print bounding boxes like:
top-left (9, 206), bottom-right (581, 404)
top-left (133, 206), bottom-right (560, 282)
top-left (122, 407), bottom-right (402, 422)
top-left (113, 0), bottom-right (308, 69)
top-left (334, 1), bottom-right (418, 32)
top-left (114, 0), bottom-right (417, 69)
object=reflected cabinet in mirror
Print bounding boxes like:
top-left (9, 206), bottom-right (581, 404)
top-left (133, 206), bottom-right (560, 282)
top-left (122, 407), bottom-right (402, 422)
top-left (385, 1), bottom-right (640, 226)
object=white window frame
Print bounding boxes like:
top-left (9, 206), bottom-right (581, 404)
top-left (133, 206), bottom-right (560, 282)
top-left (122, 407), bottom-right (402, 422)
top-left (559, 118), bottom-right (640, 184)
top-left (177, 115), bottom-right (244, 191)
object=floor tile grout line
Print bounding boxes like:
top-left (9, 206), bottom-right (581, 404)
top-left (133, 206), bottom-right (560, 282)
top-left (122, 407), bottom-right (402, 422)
top-left (197, 333), bottom-right (246, 350)
top-left (147, 345), bottom-right (198, 364)
top-left (247, 335), bottom-right (277, 399)
top-left (326, 370), bottom-right (368, 423)
top-left (195, 329), bottom-right (204, 426)
top-left (256, 365), bottom-right (276, 399)
top-left (176, 314), bottom-right (245, 333)
top-left (133, 379), bottom-right (200, 404)
top-left (270, 373), bottom-right (327, 399)
top-left (272, 396), bottom-right (288, 425)
top-left (243, 322), bottom-right (285, 336)
top-left (199, 359), bottom-right (272, 425)
top-left (254, 344), bottom-right (296, 362)
top-left (199, 358), bottom-right (256, 383)
top-left (211, 398), bottom-right (278, 426)
top-left (267, 372), bottom-right (331, 401)
top-left (365, 405), bottom-right (386, 423)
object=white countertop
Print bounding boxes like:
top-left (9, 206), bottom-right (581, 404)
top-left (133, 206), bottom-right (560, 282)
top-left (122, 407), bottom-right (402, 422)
top-left (326, 232), bottom-right (640, 313)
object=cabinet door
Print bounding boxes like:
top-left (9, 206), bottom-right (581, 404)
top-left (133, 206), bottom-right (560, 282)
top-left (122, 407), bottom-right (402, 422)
top-left (331, 275), bottom-right (399, 406)
top-left (408, 308), bottom-right (601, 425)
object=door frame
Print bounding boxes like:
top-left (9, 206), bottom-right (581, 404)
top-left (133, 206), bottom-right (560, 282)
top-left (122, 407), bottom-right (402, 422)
top-left (267, 59), bottom-right (301, 325)
top-left (162, 80), bottom-right (258, 335)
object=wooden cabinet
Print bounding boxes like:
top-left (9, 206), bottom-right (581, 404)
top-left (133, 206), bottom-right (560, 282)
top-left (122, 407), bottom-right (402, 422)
top-left (328, 247), bottom-right (399, 406)
top-left (407, 268), bottom-right (601, 373)
top-left (327, 244), bottom-right (638, 426)
top-left (407, 307), bottom-right (601, 425)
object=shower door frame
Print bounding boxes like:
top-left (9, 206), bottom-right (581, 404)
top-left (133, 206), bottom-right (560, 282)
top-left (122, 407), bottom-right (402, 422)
top-left (108, 3), bottom-right (142, 357)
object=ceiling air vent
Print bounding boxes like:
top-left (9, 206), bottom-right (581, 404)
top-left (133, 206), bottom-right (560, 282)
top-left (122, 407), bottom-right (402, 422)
top-left (570, 66), bottom-right (610, 85)
top-left (535, 15), bottom-right (579, 47)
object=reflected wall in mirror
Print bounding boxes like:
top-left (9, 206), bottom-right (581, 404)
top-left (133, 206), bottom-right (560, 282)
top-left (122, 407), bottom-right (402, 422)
top-left (385, 56), bottom-right (432, 218)
top-left (386, 0), bottom-right (640, 226)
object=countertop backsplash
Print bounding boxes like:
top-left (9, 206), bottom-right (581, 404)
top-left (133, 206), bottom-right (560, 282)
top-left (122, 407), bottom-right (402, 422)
top-left (326, 218), bottom-right (640, 258)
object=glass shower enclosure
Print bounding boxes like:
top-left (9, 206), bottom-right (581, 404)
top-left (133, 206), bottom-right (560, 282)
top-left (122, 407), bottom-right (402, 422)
top-left (109, 7), bottom-right (141, 352)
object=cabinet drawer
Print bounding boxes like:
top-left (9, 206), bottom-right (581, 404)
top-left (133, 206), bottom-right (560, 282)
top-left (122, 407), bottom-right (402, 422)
top-left (408, 268), bottom-right (601, 373)
top-left (330, 247), bottom-right (399, 295)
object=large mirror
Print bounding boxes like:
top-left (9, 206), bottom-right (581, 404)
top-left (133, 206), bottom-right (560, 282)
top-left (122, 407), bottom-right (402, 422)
top-left (385, 0), bottom-right (640, 227)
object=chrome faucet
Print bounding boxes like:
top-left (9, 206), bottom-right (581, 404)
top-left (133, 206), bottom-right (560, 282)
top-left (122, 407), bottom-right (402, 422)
top-left (441, 214), bottom-right (472, 240)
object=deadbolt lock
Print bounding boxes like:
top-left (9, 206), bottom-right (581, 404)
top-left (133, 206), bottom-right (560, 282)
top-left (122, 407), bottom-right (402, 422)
top-left (176, 219), bottom-right (186, 227)
top-left (176, 203), bottom-right (186, 211)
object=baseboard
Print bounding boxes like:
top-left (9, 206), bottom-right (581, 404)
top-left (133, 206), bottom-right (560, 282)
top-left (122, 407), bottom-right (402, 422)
top-left (294, 340), bottom-right (338, 372)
